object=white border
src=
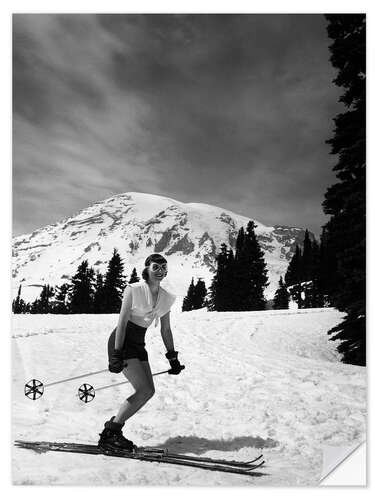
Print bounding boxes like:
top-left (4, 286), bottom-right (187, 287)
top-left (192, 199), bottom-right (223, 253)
top-left (2, 1), bottom-right (373, 498)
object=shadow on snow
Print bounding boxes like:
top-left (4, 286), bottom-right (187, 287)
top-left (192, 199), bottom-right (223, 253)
top-left (154, 435), bottom-right (278, 455)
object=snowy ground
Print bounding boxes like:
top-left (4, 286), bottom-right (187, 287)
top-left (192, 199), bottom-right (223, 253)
top-left (12, 308), bottom-right (366, 486)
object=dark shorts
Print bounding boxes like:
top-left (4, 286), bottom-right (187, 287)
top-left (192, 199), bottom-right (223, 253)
top-left (108, 321), bottom-right (148, 362)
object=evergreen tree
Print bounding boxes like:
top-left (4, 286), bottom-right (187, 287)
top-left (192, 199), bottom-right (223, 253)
top-left (28, 285), bottom-right (54, 314)
top-left (193, 278), bottom-right (208, 309)
top-left (129, 267), bottom-right (140, 284)
top-left (208, 243), bottom-right (231, 311)
top-left (23, 301), bottom-right (31, 313)
top-left (68, 260), bottom-right (95, 313)
top-left (39, 285), bottom-right (54, 313)
top-left (52, 283), bottom-right (70, 314)
top-left (285, 245), bottom-right (302, 286)
top-left (273, 276), bottom-right (290, 309)
top-left (322, 14), bottom-right (366, 365)
top-left (30, 297), bottom-right (41, 314)
top-left (92, 271), bottom-right (105, 313)
top-left (309, 239), bottom-right (325, 308)
top-left (222, 248), bottom-right (236, 310)
top-left (318, 227), bottom-right (337, 303)
top-left (210, 225), bottom-right (268, 312)
top-left (232, 228), bottom-right (248, 310)
top-left (12, 285), bottom-right (25, 313)
top-left (235, 227), bottom-right (245, 260)
top-left (301, 230), bottom-right (314, 282)
top-left (285, 245), bottom-right (303, 308)
top-left (102, 249), bottom-right (126, 313)
top-left (182, 278), bottom-right (195, 312)
top-left (236, 221), bottom-right (268, 311)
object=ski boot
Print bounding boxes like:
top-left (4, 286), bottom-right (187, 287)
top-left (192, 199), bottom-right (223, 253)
top-left (98, 416), bottom-right (136, 452)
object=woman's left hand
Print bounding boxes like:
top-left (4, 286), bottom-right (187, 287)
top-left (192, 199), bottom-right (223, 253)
top-left (166, 351), bottom-right (185, 375)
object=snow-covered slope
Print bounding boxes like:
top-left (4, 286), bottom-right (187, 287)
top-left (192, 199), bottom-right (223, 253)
top-left (12, 308), bottom-right (366, 485)
top-left (12, 192), bottom-right (312, 301)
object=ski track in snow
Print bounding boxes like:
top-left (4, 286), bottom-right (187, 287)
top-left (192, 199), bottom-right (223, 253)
top-left (12, 308), bottom-right (366, 486)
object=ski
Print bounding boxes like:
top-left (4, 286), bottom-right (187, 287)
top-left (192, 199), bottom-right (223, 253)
top-left (17, 441), bottom-right (265, 469)
top-left (15, 440), bottom-right (263, 468)
top-left (15, 441), bottom-right (266, 476)
top-left (144, 449), bottom-right (264, 468)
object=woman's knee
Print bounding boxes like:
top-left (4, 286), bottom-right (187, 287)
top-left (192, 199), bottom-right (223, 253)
top-left (135, 385), bottom-right (154, 402)
top-left (144, 385), bottom-right (155, 401)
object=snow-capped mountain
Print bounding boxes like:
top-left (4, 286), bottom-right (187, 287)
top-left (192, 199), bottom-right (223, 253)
top-left (12, 192), bottom-right (312, 301)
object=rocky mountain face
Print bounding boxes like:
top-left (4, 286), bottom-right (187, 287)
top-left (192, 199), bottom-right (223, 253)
top-left (12, 192), bottom-right (312, 302)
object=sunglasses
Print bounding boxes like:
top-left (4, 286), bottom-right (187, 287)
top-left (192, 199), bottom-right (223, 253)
top-left (149, 262), bottom-right (168, 273)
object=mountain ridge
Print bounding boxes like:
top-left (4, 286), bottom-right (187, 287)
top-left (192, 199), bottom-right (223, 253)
top-left (12, 192), bottom-right (312, 302)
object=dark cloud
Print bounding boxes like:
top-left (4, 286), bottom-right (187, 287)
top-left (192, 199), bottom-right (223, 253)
top-left (13, 14), bottom-right (342, 237)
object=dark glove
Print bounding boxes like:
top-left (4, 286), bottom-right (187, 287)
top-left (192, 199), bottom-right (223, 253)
top-left (165, 350), bottom-right (185, 375)
top-left (109, 349), bottom-right (125, 373)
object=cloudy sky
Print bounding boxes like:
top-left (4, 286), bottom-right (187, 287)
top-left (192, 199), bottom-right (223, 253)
top-left (13, 14), bottom-right (342, 237)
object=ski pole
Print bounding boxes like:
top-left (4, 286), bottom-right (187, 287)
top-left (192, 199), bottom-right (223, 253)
top-left (95, 369), bottom-right (170, 393)
top-left (45, 369), bottom-right (109, 388)
top-left (77, 369), bottom-right (170, 403)
top-left (24, 368), bottom-right (109, 400)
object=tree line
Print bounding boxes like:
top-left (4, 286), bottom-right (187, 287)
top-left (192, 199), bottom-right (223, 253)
top-left (12, 249), bottom-right (139, 314)
top-left (182, 225), bottom-right (330, 313)
top-left (183, 221), bottom-right (269, 312)
top-left (275, 229), bottom-right (328, 309)
top-left (182, 278), bottom-right (207, 311)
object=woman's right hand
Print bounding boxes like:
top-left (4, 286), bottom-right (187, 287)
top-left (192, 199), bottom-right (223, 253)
top-left (109, 349), bottom-right (125, 373)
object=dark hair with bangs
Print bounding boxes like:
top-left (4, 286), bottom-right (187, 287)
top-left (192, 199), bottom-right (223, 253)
top-left (142, 253), bottom-right (167, 283)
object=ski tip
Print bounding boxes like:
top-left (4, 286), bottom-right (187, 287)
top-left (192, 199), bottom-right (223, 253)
top-left (246, 453), bottom-right (263, 464)
top-left (246, 460), bottom-right (265, 471)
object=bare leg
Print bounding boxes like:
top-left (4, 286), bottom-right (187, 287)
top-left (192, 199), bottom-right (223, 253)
top-left (114, 359), bottom-right (155, 424)
top-left (141, 360), bottom-right (155, 391)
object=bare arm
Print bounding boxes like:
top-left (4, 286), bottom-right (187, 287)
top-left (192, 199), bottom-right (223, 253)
top-left (160, 311), bottom-right (175, 353)
top-left (114, 286), bottom-right (132, 350)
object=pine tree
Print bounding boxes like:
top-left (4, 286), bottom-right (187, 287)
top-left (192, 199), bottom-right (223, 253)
top-left (182, 278), bottom-right (195, 311)
top-left (318, 227), bottom-right (337, 303)
top-left (231, 227), bottom-right (245, 308)
top-left (208, 243), bottom-right (231, 311)
top-left (30, 298), bottom-right (41, 314)
top-left (285, 245), bottom-right (302, 286)
top-left (28, 285), bottom-right (54, 314)
top-left (93, 271), bottom-right (105, 313)
top-left (273, 276), bottom-right (290, 310)
top-left (12, 285), bottom-right (24, 313)
top-left (232, 228), bottom-right (248, 310)
top-left (220, 248), bottom-right (236, 310)
top-left (238, 221), bottom-right (268, 311)
top-left (129, 267), bottom-right (140, 284)
top-left (68, 260), bottom-right (95, 313)
top-left (193, 278), bottom-right (208, 309)
top-left (309, 239), bottom-right (325, 308)
top-left (52, 283), bottom-right (70, 314)
top-left (39, 285), bottom-right (54, 313)
top-left (235, 227), bottom-right (245, 260)
top-left (322, 14), bottom-right (366, 365)
top-left (285, 245), bottom-right (303, 308)
top-left (301, 230), bottom-right (314, 282)
top-left (23, 301), bottom-right (31, 313)
top-left (102, 249), bottom-right (126, 313)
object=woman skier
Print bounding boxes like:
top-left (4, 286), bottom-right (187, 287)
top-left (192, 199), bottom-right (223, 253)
top-left (98, 253), bottom-right (184, 452)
